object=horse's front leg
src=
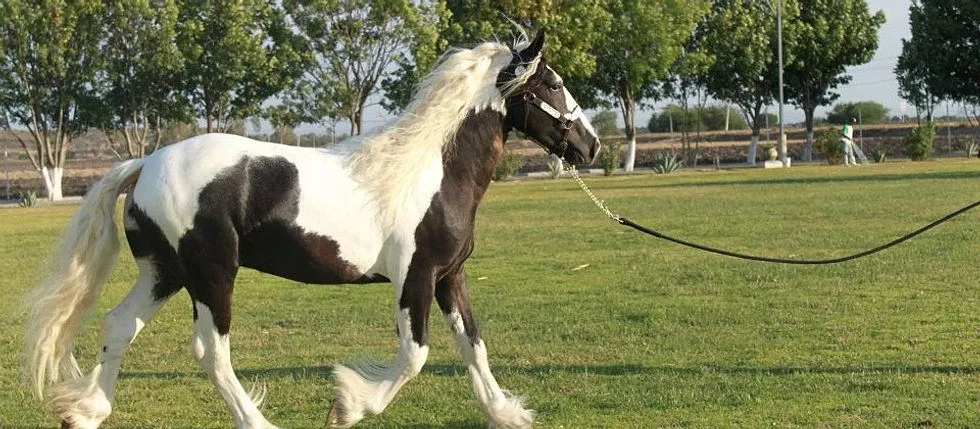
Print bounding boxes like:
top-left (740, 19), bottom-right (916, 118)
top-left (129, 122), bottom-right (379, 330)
top-left (436, 269), bottom-right (534, 429)
top-left (327, 266), bottom-right (434, 428)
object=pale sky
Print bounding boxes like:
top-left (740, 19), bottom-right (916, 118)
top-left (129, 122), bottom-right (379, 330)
top-left (305, 0), bottom-right (915, 135)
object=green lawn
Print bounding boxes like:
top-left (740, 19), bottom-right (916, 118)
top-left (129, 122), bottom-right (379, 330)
top-left (1, 161), bottom-right (978, 428)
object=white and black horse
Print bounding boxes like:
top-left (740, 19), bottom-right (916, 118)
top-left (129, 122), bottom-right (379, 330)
top-left (24, 30), bottom-right (599, 429)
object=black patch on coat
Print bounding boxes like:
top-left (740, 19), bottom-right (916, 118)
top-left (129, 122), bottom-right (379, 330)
top-left (174, 156), bottom-right (379, 335)
top-left (399, 109), bottom-right (505, 345)
top-left (124, 201), bottom-right (186, 300)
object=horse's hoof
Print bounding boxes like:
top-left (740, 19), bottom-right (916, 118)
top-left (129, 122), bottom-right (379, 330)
top-left (326, 399), bottom-right (349, 428)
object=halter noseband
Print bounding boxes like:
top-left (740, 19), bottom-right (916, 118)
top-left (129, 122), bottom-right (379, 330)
top-left (508, 91), bottom-right (579, 159)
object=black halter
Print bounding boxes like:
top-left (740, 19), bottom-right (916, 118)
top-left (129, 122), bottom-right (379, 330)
top-left (507, 91), bottom-right (577, 159)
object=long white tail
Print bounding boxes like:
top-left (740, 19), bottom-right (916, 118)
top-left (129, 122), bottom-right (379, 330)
top-left (24, 158), bottom-right (145, 399)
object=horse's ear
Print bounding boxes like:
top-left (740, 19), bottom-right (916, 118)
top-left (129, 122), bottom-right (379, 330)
top-left (519, 29), bottom-right (545, 62)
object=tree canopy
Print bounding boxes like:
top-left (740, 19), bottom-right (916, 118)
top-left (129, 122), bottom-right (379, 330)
top-left (0, 0), bottom-right (105, 199)
top-left (827, 101), bottom-right (889, 125)
top-left (88, 0), bottom-right (188, 159)
top-left (175, 0), bottom-right (309, 133)
top-left (783, 0), bottom-right (885, 160)
top-left (285, 0), bottom-right (429, 135)
top-left (382, 0), bottom-right (612, 113)
top-left (584, 0), bottom-right (709, 171)
top-left (897, 0), bottom-right (979, 122)
top-left (697, 0), bottom-right (796, 162)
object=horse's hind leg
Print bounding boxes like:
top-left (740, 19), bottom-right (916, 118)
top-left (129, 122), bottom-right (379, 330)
top-left (52, 258), bottom-right (176, 429)
top-left (182, 233), bottom-right (278, 429)
top-left (436, 269), bottom-right (533, 429)
top-left (52, 203), bottom-right (181, 429)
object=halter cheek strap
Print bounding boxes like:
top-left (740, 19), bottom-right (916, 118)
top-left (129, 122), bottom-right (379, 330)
top-left (508, 91), bottom-right (579, 158)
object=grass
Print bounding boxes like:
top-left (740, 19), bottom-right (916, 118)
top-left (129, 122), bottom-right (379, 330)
top-left (1, 160), bottom-right (978, 428)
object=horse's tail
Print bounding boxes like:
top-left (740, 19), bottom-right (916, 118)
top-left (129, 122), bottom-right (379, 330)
top-left (24, 158), bottom-right (145, 399)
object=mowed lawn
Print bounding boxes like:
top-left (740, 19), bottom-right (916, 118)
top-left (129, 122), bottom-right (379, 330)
top-left (1, 160), bottom-right (978, 428)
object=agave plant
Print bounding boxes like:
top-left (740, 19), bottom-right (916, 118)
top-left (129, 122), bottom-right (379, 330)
top-left (19, 190), bottom-right (38, 208)
top-left (962, 139), bottom-right (979, 158)
top-left (652, 152), bottom-right (682, 174)
top-left (873, 150), bottom-right (887, 163)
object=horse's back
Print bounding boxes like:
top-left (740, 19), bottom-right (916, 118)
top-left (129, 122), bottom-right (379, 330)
top-left (129, 133), bottom-right (387, 283)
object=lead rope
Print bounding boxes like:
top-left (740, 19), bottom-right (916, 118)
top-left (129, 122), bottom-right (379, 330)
top-left (562, 161), bottom-right (980, 265)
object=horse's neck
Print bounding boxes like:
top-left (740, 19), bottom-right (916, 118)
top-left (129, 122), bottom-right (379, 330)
top-left (443, 110), bottom-right (506, 196)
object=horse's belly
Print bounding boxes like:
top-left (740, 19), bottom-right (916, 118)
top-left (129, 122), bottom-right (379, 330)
top-left (240, 221), bottom-right (384, 284)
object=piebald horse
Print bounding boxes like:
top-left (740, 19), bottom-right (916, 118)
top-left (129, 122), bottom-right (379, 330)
top-left (24, 30), bottom-right (599, 428)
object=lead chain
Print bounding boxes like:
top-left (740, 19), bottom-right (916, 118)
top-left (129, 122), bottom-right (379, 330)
top-left (563, 160), bottom-right (621, 223)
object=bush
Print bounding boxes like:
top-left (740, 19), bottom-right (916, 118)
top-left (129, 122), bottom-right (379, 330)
top-left (905, 122), bottom-right (936, 161)
top-left (599, 141), bottom-right (621, 176)
top-left (493, 151), bottom-right (524, 180)
top-left (815, 128), bottom-right (844, 165)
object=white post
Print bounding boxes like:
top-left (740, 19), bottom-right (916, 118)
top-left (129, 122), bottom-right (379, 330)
top-left (777, 0), bottom-right (788, 166)
top-left (766, 112), bottom-right (771, 144)
top-left (858, 109), bottom-right (864, 150)
top-left (3, 141), bottom-right (9, 200)
top-left (725, 104), bottom-right (731, 131)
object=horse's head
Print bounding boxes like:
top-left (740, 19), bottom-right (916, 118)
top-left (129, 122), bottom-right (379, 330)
top-left (498, 30), bottom-right (601, 166)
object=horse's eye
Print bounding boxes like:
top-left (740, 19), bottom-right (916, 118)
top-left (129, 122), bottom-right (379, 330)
top-left (549, 83), bottom-right (562, 91)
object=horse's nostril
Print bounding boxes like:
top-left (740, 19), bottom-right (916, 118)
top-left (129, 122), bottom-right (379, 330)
top-left (590, 140), bottom-right (601, 160)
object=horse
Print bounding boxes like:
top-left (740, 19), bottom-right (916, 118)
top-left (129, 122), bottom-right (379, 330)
top-left (23, 30), bottom-right (600, 429)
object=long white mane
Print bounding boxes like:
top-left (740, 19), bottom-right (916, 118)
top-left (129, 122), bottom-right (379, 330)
top-left (349, 38), bottom-right (540, 228)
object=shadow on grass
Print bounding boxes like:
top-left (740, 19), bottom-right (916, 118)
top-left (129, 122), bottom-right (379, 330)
top-left (120, 362), bottom-right (980, 381)
top-left (593, 169), bottom-right (980, 191)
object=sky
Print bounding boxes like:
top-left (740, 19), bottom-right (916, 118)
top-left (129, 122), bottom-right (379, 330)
top-left (302, 0), bottom-right (914, 136)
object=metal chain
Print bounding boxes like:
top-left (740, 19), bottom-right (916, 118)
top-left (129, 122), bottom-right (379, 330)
top-left (563, 161), bottom-right (621, 222)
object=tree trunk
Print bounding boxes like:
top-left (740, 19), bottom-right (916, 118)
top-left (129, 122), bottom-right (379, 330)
top-left (619, 90), bottom-right (637, 172)
top-left (748, 131), bottom-right (759, 165)
top-left (802, 108), bottom-right (816, 161)
top-left (39, 165), bottom-right (64, 201)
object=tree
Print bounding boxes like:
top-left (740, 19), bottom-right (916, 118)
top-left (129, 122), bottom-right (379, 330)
top-left (827, 101), bottom-right (889, 125)
top-left (382, 0), bottom-right (612, 113)
top-left (380, 1), bottom-right (449, 114)
top-left (895, 37), bottom-right (940, 123)
top-left (176, 0), bottom-right (309, 133)
top-left (784, 0), bottom-right (885, 161)
top-left (897, 0), bottom-right (979, 124)
top-left (701, 105), bottom-right (748, 131)
top-left (285, 0), bottom-right (429, 136)
top-left (698, 0), bottom-right (798, 164)
top-left (264, 104), bottom-right (303, 145)
top-left (585, 0), bottom-right (709, 171)
top-left (0, 0), bottom-right (104, 200)
top-left (89, 0), bottom-right (188, 159)
top-left (648, 105), bottom-right (749, 133)
top-left (664, 33), bottom-right (714, 165)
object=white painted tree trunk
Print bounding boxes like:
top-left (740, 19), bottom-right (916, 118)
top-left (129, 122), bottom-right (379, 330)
top-left (39, 166), bottom-right (64, 201)
top-left (804, 130), bottom-right (814, 161)
top-left (623, 136), bottom-right (636, 172)
top-left (747, 135), bottom-right (758, 165)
